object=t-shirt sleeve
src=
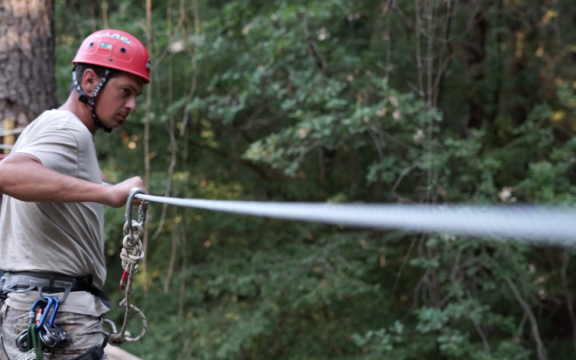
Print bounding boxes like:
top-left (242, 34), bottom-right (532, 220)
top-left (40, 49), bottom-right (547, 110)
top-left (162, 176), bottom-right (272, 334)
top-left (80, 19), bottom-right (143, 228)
top-left (15, 128), bottom-right (79, 177)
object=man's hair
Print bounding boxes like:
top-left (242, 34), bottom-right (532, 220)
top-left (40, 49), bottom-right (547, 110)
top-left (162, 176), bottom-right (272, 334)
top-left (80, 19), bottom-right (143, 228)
top-left (70, 63), bottom-right (118, 92)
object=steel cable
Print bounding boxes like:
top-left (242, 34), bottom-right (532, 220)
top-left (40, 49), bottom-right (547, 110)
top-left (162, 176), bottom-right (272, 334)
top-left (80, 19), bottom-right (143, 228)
top-left (133, 194), bottom-right (576, 245)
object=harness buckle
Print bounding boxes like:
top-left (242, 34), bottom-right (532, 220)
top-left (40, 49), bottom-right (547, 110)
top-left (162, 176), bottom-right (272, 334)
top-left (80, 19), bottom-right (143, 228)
top-left (77, 94), bottom-right (91, 104)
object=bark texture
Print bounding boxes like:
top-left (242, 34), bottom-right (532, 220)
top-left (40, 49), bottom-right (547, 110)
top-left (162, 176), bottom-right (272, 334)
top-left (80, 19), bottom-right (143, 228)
top-left (0, 0), bottom-right (57, 126)
top-left (463, 8), bottom-right (487, 131)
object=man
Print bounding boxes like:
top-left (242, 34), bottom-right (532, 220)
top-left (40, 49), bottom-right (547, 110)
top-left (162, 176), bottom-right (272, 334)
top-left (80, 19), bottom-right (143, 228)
top-left (0, 29), bottom-right (150, 359)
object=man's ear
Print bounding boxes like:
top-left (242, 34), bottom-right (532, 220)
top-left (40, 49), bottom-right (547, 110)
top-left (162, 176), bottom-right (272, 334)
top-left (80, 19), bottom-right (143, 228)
top-left (81, 69), bottom-right (100, 97)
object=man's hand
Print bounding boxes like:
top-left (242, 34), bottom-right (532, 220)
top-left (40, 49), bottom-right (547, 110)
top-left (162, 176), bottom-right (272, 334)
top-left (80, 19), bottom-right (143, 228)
top-left (105, 177), bottom-right (147, 208)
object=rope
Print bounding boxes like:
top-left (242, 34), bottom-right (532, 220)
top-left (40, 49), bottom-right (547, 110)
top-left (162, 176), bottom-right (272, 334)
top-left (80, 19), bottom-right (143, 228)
top-left (119, 220), bottom-right (145, 290)
top-left (27, 324), bottom-right (42, 360)
top-left (108, 219), bottom-right (147, 346)
top-left (134, 194), bottom-right (576, 245)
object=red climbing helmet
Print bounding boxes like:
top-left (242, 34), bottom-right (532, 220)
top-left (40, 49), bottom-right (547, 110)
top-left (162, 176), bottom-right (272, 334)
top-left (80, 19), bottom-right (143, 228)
top-left (72, 29), bottom-right (150, 83)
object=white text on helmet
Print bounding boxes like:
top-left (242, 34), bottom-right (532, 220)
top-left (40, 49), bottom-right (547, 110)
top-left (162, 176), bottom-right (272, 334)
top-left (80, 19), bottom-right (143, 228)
top-left (94, 32), bottom-right (131, 44)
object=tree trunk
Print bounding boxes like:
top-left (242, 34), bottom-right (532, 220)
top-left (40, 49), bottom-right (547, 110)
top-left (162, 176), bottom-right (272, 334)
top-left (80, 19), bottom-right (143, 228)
top-left (0, 0), bottom-right (57, 127)
top-left (463, 7), bottom-right (487, 131)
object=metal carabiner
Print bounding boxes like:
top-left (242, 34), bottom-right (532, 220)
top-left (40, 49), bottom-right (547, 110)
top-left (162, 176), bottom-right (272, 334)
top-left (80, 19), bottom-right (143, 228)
top-left (28, 298), bottom-right (46, 325)
top-left (125, 188), bottom-right (148, 231)
top-left (47, 297), bottom-right (60, 327)
top-left (31, 297), bottom-right (55, 330)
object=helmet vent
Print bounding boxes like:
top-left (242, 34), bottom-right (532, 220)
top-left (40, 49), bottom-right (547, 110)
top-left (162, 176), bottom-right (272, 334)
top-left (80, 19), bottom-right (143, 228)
top-left (120, 47), bottom-right (126, 53)
top-left (109, 57), bottom-right (113, 61)
top-left (89, 42), bottom-right (94, 47)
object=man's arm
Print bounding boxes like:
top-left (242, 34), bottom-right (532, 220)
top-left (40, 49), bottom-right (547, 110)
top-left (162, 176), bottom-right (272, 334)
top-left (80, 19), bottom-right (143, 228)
top-left (0, 156), bottom-right (3, 198)
top-left (0, 153), bottom-right (145, 208)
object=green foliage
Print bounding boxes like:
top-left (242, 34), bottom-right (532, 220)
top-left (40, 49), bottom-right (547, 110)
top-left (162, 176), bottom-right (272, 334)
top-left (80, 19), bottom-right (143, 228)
top-left (53, 0), bottom-right (576, 359)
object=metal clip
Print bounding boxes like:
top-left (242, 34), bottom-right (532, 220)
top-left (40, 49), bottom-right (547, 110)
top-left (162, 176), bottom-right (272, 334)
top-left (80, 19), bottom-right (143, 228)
top-left (39, 297), bottom-right (69, 349)
top-left (16, 329), bottom-right (29, 352)
top-left (32, 297), bottom-right (54, 330)
top-left (39, 323), bottom-right (70, 349)
top-left (125, 188), bottom-right (148, 231)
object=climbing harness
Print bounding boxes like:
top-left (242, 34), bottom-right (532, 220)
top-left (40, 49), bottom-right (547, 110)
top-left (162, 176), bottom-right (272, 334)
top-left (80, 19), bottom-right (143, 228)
top-left (107, 188), bottom-right (148, 346)
top-left (15, 296), bottom-right (70, 360)
top-left (0, 271), bottom-right (111, 358)
top-left (0, 272), bottom-right (111, 307)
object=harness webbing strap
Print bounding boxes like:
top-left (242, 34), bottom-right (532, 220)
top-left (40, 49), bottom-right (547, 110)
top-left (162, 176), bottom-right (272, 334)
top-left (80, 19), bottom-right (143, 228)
top-left (72, 67), bottom-right (113, 133)
top-left (0, 272), bottom-right (111, 307)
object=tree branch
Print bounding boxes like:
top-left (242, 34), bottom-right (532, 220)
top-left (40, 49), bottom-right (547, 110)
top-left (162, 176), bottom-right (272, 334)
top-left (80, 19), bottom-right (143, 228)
top-left (561, 249), bottom-right (576, 351)
top-left (505, 275), bottom-right (548, 360)
top-left (392, 235), bottom-right (419, 295)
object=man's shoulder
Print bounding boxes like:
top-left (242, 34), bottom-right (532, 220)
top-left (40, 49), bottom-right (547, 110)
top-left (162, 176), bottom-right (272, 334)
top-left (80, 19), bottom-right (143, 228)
top-left (14, 110), bottom-right (93, 153)
top-left (29, 110), bottom-right (92, 141)
top-left (33, 110), bottom-right (86, 131)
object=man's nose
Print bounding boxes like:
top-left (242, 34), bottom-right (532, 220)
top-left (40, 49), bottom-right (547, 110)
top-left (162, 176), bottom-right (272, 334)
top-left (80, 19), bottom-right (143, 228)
top-left (126, 96), bottom-right (137, 111)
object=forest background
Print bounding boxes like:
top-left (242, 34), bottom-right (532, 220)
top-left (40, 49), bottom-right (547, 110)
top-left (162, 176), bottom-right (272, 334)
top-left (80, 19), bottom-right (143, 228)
top-left (50, 0), bottom-right (576, 359)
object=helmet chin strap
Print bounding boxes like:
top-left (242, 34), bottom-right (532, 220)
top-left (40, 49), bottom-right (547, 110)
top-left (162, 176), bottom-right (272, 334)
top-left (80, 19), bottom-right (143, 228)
top-left (72, 67), bottom-right (113, 133)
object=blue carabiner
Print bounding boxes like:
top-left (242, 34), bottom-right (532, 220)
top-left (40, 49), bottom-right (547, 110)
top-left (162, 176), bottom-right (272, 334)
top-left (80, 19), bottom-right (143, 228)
top-left (28, 298), bottom-right (47, 325)
top-left (35, 297), bottom-right (54, 330)
top-left (47, 296), bottom-right (59, 327)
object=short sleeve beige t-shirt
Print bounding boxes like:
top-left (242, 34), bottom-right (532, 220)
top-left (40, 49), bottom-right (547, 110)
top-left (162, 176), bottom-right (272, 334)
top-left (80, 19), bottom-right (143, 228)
top-left (0, 110), bottom-right (108, 315)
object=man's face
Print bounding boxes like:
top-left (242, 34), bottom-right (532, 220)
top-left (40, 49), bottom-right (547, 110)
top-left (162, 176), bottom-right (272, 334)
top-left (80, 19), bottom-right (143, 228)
top-left (94, 72), bottom-right (145, 129)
